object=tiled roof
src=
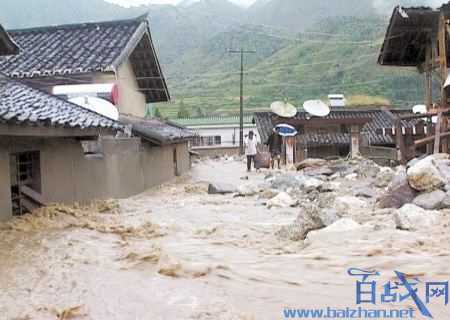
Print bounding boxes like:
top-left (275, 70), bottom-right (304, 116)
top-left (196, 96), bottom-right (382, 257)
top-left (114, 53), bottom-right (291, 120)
top-left (254, 107), bottom-right (416, 147)
top-left (120, 115), bottom-right (194, 145)
top-left (0, 16), bottom-right (169, 103)
top-left (0, 76), bottom-right (123, 130)
top-left (378, 6), bottom-right (441, 67)
top-left (0, 25), bottom-right (19, 56)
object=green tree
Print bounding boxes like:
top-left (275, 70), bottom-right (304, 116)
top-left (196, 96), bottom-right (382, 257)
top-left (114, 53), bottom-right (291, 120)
top-left (154, 107), bottom-right (162, 118)
top-left (194, 106), bottom-right (206, 118)
top-left (177, 100), bottom-right (190, 118)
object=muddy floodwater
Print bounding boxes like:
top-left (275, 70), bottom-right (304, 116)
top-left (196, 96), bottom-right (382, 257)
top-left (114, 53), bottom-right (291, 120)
top-left (1, 159), bottom-right (450, 319)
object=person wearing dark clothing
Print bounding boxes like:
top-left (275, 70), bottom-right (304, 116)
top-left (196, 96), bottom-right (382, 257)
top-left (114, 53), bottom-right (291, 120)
top-left (267, 130), bottom-right (282, 169)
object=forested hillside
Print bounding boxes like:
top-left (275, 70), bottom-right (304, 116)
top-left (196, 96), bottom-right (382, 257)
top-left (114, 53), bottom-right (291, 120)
top-left (0, 0), bottom-right (438, 118)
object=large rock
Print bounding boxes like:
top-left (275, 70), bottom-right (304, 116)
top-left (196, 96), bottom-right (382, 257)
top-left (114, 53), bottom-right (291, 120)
top-left (276, 205), bottom-right (325, 241)
top-left (303, 166), bottom-right (334, 177)
top-left (208, 183), bottom-right (237, 195)
top-left (296, 158), bottom-right (327, 171)
top-left (407, 154), bottom-right (450, 192)
top-left (267, 192), bottom-right (297, 209)
top-left (302, 177), bottom-right (324, 192)
top-left (335, 196), bottom-right (367, 212)
top-left (237, 182), bottom-right (262, 196)
top-left (306, 218), bottom-right (361, 242)
top-left (378, 170), bottom-right (418, 209)
top-left (374, 167), bottom-right (395, 188)
top-left (413, 190), bottom-right (446, 210)
top-left (441, 192), bottom-right (450, 209)
top-left (394, 204), bottom-right (439, 231)
top-left (354, 186), bottom-right (377, 198)
top-left (269, 174), bottom-right (323, 192)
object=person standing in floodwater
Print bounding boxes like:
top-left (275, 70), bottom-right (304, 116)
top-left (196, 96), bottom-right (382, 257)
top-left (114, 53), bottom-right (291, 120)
top-left (267, 129), bottom-right (282, 169)
top-left (244, 131), bottom-right (258, 172)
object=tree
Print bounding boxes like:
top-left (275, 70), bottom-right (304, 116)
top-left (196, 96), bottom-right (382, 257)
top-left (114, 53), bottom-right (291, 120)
top-left (154, 107), bottom-right (162, 118)
top-left (194, 106), bottom-right (206, 118)
top-left (177, 100), bottom-right (190, 118)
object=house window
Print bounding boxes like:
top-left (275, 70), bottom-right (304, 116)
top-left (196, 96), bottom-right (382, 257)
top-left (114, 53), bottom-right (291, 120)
top-left (10, 151), bottom-right (42, 216)
top-left (192, 135), bottom-right (222, 147)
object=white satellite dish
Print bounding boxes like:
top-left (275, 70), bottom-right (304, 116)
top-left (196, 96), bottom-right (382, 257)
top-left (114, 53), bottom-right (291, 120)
top-left (270, 101), bottom-right (297, 118)
top-left (303, 100), bottom-right (331, 117)
top-left (69, 96), bottom-right (119, 121)
top-left (413, 104), bottom-right (427, 114)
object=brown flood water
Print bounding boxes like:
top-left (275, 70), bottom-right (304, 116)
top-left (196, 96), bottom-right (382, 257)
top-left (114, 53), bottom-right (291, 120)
top-left (1, 159), bottom-right (450, 319)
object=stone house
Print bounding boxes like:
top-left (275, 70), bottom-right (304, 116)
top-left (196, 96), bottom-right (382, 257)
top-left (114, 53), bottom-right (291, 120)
top-left (0, 17), bottom-right (193, 220)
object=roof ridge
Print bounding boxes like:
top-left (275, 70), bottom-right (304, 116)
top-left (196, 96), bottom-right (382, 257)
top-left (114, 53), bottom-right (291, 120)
top-left (7, 15), bottom-right (147, 34)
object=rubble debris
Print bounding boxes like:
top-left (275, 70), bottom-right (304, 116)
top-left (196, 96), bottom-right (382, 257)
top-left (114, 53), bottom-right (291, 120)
top-left (237, 182), bottom-right (262, 196)
top-left (208, 183), bottom-right (237, 195)
top-left (354, 186), bottom-right (377, 198)
top-left (374, 168), bottom-right (395, 188)
top-left (413, 190), bottom-right (446, 210)
top-left (394, 204), bottom-right (439, 231)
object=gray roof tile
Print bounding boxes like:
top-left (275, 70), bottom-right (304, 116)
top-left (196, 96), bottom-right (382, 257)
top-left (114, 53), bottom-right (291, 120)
top-left (0, 76), bottom-right (123, 130)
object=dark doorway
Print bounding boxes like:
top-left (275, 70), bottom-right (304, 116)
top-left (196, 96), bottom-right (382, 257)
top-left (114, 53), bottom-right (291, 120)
top-left (173, 148), bottom-right (179, 177)
top-left (10, 151), bottom-right (42, 216)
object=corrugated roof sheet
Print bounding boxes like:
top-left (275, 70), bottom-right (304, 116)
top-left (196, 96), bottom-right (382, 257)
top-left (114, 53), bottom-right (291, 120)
top-left (0, 16), bottom-right (169, 103)
top-left (120, 115), bottom-right (194, 145)
top-left (0, 76), bottom-right (123, 130)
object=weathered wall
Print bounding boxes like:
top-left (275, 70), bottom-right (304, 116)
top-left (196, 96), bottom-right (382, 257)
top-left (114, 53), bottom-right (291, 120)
top-left (93, 60), bottom-right (147, 117)
top-left (0, 149), bottom-right (11, 221)
top-left (0, 137), bottom-right (190, 219)
top-left (192, 146), bottom-right (240, 158)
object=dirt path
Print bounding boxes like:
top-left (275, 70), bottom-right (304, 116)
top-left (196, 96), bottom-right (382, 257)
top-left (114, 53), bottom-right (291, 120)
top-left (1, 159), bottom-right (450, 319)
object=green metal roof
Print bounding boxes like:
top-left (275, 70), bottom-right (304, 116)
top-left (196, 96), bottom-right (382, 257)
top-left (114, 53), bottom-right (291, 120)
top-left (173, 115), bottom-right (254, 127)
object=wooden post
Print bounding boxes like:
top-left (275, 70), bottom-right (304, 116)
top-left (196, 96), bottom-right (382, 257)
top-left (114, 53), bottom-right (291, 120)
top-left (434, 112), bottom-right (443, 154)
top-left (425, 43), bottom-right (433, 110)
top-left (395, 120), bottom-right (407, 164)
top-left (350, 125), bottom-right (360, 158)
top-left (426, 119), bottom-right (433, 154)
top-left (439, 14), bottom-right (448, 108)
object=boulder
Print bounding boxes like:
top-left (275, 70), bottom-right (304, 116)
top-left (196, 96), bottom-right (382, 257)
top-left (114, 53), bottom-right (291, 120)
top-left (441, 192), bottom-right (450, 209)
top-left (269, 174), bottom-right (302, 191)
top-left (276, 205), bottom-right (324, 241)
top-left (319, 208), bottom-right (340, 226)
top-left (354, 186), bottom-right (377, 198)
top-left (296, 158), bottom-right (327, 171)
top-left (374, 168), bottom-right (395, 188)
top-left (335, 196), bottom-right (367, 212)
top-left (208, 183), bottom-right (237, 195)
top-left (302, 177), bottom-right (324, 192)
top-left (303, 166), bottom-right (334, 177)
top-left (378, 179), bottom-right (418, 209)
top-left (306, 218), bottom-right (361, 242)
top-left (237, 182), bottom-right (261, 196)
top-left (407, 154), bottom-right (450, 192)
top-left (413, 190), bottom-right (446, 210)
top-left (267, 192), bottom-right (297, 209)
top-left (320, 181), bottom-right (341, 193)
top-left (394, 204), bottom-right (439, 231)
top-left (259, 188), bottom-right (279, 200)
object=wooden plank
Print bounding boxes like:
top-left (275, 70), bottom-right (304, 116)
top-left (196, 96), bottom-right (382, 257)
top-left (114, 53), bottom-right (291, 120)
top-left (20, 185), bottom-right (46, 206)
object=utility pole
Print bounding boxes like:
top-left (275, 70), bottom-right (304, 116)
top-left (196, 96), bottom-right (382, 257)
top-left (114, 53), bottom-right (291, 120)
top-left (228, 48), bottom-right (256, 155)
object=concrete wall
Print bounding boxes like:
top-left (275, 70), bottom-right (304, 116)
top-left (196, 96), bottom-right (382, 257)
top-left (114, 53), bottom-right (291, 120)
top-left (192, 146), bottom-right (240, 158)
top-left (0, 137), bottom-right (190, 219)
top-left (94, 60), bottom-right (147, 117)
top-left (189, 125), bottom-right (258, 147)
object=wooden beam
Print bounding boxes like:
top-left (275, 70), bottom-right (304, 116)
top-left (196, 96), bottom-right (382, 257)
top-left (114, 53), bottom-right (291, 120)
top-left (415, 131), bottom-right (450, 147)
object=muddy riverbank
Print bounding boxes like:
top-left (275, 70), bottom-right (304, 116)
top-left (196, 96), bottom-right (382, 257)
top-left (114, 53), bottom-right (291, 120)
top-left (1, 158), bottom-right (450, 319)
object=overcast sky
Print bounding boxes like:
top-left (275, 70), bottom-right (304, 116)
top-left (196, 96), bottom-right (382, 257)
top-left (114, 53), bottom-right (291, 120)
top-left (106, 0), bottom-right (257, 7)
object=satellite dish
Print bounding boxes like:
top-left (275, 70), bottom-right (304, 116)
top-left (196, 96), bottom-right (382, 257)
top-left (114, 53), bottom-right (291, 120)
top-left (270, 101), bottom-right (297, 118)
top-left (413, 105), bottom-right (427, 114)
top-left (69, 96), bottom-right (119, 120)
top-left (275, 124), bottom-right (298, 137)
top-left (303, 100), bottom-right (331, 117)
